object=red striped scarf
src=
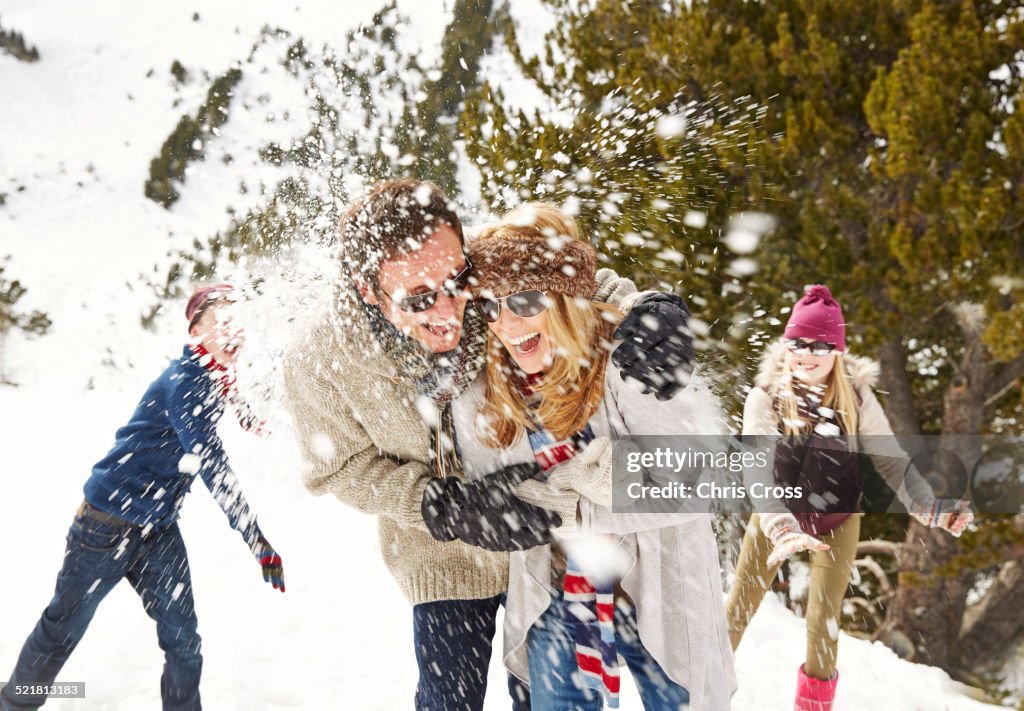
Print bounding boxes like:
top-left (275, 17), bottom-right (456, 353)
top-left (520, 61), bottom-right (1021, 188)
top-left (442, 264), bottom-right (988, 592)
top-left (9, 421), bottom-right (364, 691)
top-left (520, 374), bottom-right (619, 707)
top-left (189, 343), bottom-right (268, 436)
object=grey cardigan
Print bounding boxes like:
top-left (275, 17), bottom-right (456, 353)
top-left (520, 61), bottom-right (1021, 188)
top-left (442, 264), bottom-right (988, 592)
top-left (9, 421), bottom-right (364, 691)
top-left (452, 364), bottom-right (738, 711)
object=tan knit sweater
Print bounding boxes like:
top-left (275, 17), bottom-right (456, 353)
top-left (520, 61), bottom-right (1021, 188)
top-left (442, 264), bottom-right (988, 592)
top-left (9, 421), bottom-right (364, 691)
top-left (283, 288), bottom-right (508, 605)
top-left (283, 271), bottom-right (640, 605)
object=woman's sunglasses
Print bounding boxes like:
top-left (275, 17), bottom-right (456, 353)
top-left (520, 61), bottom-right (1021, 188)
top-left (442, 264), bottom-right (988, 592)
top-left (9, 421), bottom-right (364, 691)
top-left (381, 261), bottom-right (474, 314)
top-left (473, 290), bottom-right (551, 323)
top-left (785, 338), bottom-right (837, 356)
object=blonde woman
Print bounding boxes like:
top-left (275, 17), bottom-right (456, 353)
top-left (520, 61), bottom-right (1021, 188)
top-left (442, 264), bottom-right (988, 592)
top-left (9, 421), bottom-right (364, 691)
top-left (444, 204), bottom-right (736, 710)
top-left (726, 285), bottom-right (973, 711)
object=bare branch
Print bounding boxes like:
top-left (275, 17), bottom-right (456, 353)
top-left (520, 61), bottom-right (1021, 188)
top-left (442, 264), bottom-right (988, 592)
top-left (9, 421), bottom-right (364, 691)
top-left (856, 556), bottom-right (894, 594)
top-left (845, 596), bottom-right (885, 636)
top-left (857, 539), bottom-right (903, 560)
top-left (959, 561), bottom-right (1024, 668)
top-left (986, 352), bottom-right (1024, 404)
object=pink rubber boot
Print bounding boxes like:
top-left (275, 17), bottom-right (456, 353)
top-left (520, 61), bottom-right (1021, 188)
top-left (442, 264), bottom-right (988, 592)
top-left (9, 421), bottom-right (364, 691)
top-left (794, 665), bottom-right (838, 711)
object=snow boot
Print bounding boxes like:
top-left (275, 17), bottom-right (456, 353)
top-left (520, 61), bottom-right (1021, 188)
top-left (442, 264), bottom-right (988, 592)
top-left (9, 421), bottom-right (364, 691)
top-left (794, 665), bottom-right (838, 711)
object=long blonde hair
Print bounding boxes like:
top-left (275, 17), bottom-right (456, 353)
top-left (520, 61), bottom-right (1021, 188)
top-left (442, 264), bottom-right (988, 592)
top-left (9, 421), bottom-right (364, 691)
top-left (778, 354), bottom-right (860, 436)
top-left (479, 293), bottom-right (622, 448)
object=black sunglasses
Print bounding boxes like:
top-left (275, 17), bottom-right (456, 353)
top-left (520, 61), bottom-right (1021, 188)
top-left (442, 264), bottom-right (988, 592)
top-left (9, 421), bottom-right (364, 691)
top-left (473, 290), bottom-right (551, 323)
top-left (380, 260), bottom-right (473, 314)
top-left (785, 338), bottom-right (837, 356)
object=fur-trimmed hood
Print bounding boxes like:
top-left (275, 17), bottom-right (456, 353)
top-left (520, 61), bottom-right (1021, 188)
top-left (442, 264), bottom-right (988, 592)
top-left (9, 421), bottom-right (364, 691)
top-left (753, 339), bottom-right (880, 397)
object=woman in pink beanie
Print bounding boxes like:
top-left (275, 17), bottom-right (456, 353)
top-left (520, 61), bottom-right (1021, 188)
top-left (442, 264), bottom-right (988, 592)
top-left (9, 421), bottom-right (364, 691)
top-left (725, 285), bottom-right (973, 710)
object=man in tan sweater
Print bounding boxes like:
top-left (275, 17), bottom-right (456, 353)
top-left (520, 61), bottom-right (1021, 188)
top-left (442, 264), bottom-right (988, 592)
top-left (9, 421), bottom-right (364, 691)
top-left (283, 179), bottom-right (695, 710)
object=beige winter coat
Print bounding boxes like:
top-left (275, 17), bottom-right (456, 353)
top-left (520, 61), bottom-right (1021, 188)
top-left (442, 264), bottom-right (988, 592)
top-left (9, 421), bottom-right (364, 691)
top-left (741, 340), bottom-right (934, 510)
top-left (452, 366), bottom-right (738, 711)
top-left (283, 272), bottom-right (641, 605)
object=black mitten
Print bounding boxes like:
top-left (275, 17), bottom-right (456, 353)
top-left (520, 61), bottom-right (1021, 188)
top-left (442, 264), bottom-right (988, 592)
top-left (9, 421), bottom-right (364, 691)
top-left (612, 293), bottom-right (695, 401)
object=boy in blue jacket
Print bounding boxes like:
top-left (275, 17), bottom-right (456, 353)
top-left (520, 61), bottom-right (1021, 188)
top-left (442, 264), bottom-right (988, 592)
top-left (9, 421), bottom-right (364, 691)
top-left (0, 285), bottom-right (284, 711)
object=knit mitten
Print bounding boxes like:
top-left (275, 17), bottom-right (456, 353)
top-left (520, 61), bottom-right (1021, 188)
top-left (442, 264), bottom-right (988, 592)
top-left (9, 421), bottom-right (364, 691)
top-left (514, 479), bottom-right (580, 534)
top-left (910, 497), bottom-right (973, 537)
top-left (254, 535), bottom-right (285, 592)
top-left (547, 436), bottom-right (614, 507)
top-left (760, 513), bottom-right (830, 567)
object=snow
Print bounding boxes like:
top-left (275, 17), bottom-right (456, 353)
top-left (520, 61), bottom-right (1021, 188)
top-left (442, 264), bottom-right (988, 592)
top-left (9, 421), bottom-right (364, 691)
top-left (655, 114), bottom-right (687, 139)
top-left (0, 1), bottom-right (1007, 708)
top-left (723, 230), bottom-right (761, 255)
top-left (733, 596), bottom-right (994, 711)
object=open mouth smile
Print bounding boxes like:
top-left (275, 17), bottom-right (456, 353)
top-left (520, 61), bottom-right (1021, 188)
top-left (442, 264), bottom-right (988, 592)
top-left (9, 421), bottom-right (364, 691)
top-left (507, 332), bottom-right (542, 356)
top-left (423, 320), bottom-right (460, 341)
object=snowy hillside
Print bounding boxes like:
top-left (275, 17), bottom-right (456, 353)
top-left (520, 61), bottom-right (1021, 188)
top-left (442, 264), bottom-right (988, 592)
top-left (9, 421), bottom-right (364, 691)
top-left (0, 1), bottom-right (1005, 709)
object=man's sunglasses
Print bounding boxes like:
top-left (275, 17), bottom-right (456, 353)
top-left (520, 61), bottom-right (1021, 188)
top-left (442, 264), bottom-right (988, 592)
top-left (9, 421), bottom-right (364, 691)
top-left (473, 290), bottom-right (551, 323)
top-left (785, 338), bottom-right (837, 356)
top-left (381, 261), bottom-right (474, 314)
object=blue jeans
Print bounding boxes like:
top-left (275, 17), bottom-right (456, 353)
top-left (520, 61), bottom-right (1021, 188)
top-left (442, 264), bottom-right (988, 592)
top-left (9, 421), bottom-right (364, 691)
top-left (0, 508), bottom-right (202, 711)
top-left (412, 595), bottom-right (529, 711)
top-left (526, 596), bottom-right (690, 711)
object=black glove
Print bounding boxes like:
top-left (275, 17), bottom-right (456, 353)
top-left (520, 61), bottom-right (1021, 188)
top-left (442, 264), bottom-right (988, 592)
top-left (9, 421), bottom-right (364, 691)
top-left (421, 462), bottom-right (562, 551)
top-left (612, 292), bottom-right (695, 401)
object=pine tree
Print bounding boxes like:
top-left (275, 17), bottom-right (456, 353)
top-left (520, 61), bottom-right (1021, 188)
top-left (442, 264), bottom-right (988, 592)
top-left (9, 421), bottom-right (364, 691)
top-left (144, 66), bottom-right (243, 207)
top-left (412, 0), bottom-right (499, 195)
top-left (462, 0), bottom-right (1024, 682)
top-left (0, 16), bottom-right (40, 63)
top-left (0, 259), bottom-right (51, 384)
top-left (149, 2), bottom-right (503, 306)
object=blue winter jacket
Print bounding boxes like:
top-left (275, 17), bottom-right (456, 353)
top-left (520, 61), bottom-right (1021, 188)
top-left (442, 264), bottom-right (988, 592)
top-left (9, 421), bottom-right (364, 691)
top-left (83, 346), bottom-right (263, 549)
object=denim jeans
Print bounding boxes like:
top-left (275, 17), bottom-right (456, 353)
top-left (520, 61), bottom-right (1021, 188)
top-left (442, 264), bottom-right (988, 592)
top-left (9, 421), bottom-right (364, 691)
top-left (526, 595), bottom-right (690, 711)
top-left (412, 594), bottom-right (530, 711)
top-left (0, 508), bottom-right (202, 711)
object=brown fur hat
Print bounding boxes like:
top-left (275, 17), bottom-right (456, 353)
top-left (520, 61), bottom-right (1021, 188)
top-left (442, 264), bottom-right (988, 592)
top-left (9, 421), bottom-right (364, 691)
top-left (467, 223), bottom-right (598, 298)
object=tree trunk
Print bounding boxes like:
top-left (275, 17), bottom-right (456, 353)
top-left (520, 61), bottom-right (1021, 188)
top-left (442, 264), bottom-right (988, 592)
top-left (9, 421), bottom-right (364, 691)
top-left (874, 337), bottom-right (922, 436)
top-left (880, 522), bottom-right (971, 672)
top-left (880, 309), bottom-right (988, 676)
top-left (959, 559), bottom-right (1024, 668)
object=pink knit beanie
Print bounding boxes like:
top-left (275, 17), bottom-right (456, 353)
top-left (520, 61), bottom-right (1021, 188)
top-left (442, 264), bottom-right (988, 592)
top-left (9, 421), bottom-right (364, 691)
top-left (784, 285), bottom-right (846, 352)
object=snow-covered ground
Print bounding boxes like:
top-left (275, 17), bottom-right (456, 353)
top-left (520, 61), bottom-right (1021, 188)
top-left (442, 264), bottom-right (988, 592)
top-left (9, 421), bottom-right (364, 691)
top-left (0, 1), bottom-right (1006, 709)
top-left (0, 383), bottom-right (998, 710)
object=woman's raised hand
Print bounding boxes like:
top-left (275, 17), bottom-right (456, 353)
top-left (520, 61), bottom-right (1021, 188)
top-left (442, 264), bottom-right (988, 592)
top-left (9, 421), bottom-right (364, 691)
top-left (911, 498), bottom-right (974, 537)
top-left (759, 512), bottom-right (831, 567)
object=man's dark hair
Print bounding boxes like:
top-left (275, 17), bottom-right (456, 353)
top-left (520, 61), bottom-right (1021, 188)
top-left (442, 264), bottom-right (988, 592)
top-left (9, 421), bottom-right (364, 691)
top-left (339, 178), bottom-right (464, 290)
